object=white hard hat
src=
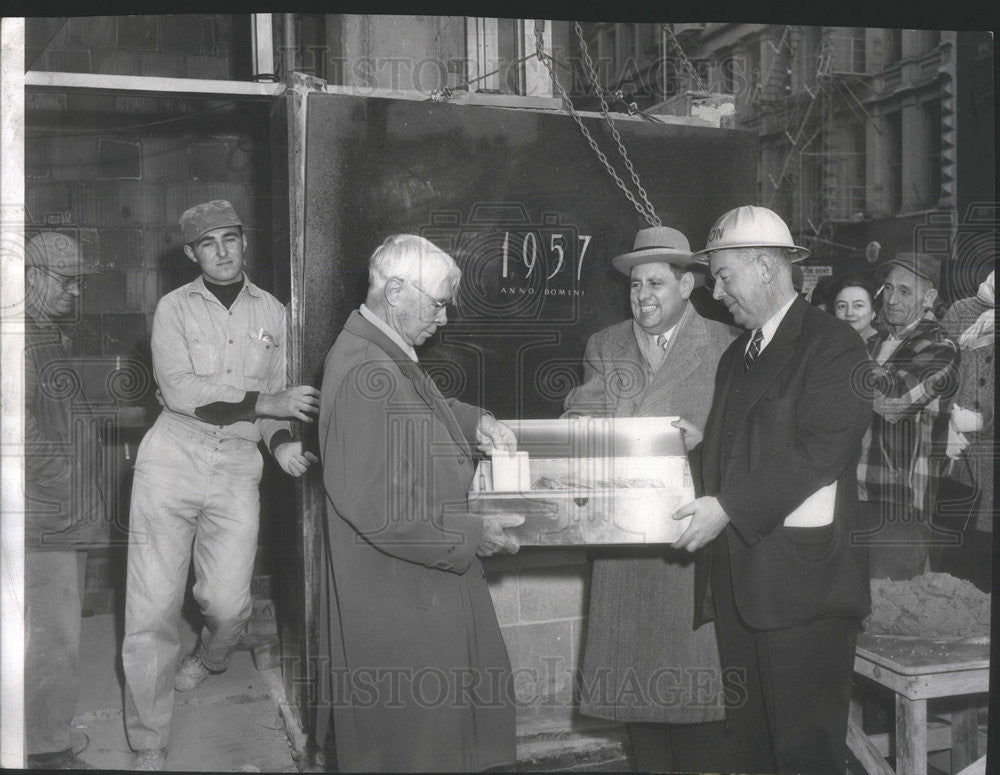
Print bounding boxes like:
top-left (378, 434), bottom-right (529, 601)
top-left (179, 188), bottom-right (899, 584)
top-left (693, 206), bottom-right (810, 263)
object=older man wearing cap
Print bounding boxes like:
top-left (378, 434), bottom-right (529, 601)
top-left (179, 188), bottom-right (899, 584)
top-left (672, 206), bottom-right (872, 773)
top-left (23, 232), bottom-right (107, 769)
top-left (563, 226), bottom-right (737, 772)
top-left (122, 201), bottom-right (321, 770)
top-left (856, 252), bottom-right (960, 580)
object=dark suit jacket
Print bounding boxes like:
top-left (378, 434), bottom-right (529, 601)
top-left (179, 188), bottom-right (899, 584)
top-left (694, 297), bottom-right (873, 630)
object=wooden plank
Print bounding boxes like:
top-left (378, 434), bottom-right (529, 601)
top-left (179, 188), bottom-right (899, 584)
top-left (904, 670), bottom-right (990, 700)
top-left (950, 707), bottom-right (980, 772)
top-left (25, 70), bottom-right (284, 97)
top-left (846, 717), bottom-right (896, 775)
top-left (854, 654), bottom-right (989, 700)
top-left (895, 696), bottom-right (927, 775)
top-left (866, 721), bottom-right (953, 757)
top-left (955, 754), bottom-right (987, 775)
top-left (856, 634), bottom-right (990, 675)
top-left (282, 69), bottom-right (328, 744)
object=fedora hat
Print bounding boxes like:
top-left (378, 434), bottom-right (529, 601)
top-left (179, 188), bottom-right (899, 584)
top-left (611, 226), bottom-right (697, 275)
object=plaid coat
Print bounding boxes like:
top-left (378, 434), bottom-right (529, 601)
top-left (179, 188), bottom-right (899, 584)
top-left (857, 313), bottom-right (960, 516)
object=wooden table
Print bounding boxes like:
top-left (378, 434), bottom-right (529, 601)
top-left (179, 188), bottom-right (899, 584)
top-left (849, 632), bottom-right (989, 775)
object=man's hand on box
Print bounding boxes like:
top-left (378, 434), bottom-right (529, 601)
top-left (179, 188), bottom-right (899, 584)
top-left (476, 414), bottom-right (517, 455)
top-left (477, 514), bottom-right (524, 557)
top-left (672, 496), bottom-right (730, 552)
top-left (671, 417), bottom-right (703, 451)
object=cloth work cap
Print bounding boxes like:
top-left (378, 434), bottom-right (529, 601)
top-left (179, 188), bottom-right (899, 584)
top-left (179, 200), bottom-right (243, 244)
top-left (693, 205), bottom-right (810, 263)
top-left (25, 231), bottom-right (100, 275)
top-left (879, 252), bottom-right (942, 288)
top-left (611, 226), bottom-right (698, 275)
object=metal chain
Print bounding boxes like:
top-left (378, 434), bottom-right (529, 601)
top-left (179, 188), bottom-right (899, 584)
top-left (534, 23), bottom-right (661, 226)
top-left (660, 24), bottom-right (710, 94)
top-left (573, 23), bottom-right (661, 225)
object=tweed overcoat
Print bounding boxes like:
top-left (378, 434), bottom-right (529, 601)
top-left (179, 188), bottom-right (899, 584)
top-left (564, 303), bottom-right (737, 722)
top-left (315, 310), bottom-right (515, 773)
top-left (942, 296), bottom-right (994, 532)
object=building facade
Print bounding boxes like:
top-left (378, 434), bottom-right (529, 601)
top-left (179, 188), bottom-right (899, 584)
top-left (577, 22), bottom-right (996, 297)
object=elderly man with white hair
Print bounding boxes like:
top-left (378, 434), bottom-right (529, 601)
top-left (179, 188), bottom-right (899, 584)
top-left (316, 234), bottom-right (519, 772)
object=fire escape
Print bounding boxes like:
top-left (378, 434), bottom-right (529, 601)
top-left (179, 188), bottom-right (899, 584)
top-left (758, 27), bottom-right (876, 256)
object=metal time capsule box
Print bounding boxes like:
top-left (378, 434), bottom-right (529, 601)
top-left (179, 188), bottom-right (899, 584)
top-left (468, 416), bottom-right (695, 545)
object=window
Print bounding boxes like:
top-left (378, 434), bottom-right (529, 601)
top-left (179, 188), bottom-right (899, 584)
top-left (795, 27), bottom-right (821, 93)
top-left (830, 120), bottom-right (867, 218)
top-left (721, 56), bottom-right (736, 95)
top-left (466, 17), bottom-right (543, 96)
top-left (921, 99), bottom-right (941, 207)
top-left (885, 29), bottom-right (903, 66)
top-left (917, 29), bottom-right (942, 55)
top-left (887, 110), bottom-right (903, 212)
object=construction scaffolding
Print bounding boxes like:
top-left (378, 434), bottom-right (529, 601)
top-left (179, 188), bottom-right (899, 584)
top-left (755, 26), bottom-right (879, 255)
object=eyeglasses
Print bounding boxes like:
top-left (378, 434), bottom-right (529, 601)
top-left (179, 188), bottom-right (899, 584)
top-left (38, 267), bottom-right (88, 292)
top-left (406, 279), bottom-right (452, 312)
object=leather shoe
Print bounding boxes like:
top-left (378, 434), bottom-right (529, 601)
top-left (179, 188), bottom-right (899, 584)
top-left (174, 653), bottom-right (218, 691)
top-left (26, 732), bottom-right (91, 769)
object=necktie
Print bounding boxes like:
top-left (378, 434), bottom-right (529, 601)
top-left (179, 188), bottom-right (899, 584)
top-left (656, 333), bottom-right (668, 350)
top-left (744, 329), bottom-right (763, 371)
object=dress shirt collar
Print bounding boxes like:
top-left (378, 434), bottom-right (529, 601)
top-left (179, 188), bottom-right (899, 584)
top-left (749, 293), bottom-right (797, 354)
top-left (360, 303), bottom-right (419, 363)
top-left (632, 319), bottom-right (678, 370)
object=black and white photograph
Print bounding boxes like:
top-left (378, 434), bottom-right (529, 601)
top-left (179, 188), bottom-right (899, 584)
top-left (0, 6), bottom-right (995, 773)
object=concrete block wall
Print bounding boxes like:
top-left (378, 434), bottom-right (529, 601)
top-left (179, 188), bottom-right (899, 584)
top-left (26, 100), bottom-right (272, 363)
top-left (29, 15), bottom-right (249, 81)
top-left (487, 554), bottom-right (605, 738)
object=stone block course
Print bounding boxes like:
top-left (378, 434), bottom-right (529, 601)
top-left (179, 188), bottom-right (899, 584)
top-left (92, 49), bottom-right (138, 76)
top-left (50, 136), bottom-right (100, 182)
top-left (45, 48), bottom-right (92, 73)
top-left (140, 136), bottom-right (194, 183)
top-left (97, 228), bottom-right (145, 270)
top-left (518, 565), bottom-right (588, 623)
top-left (188, 141), bottom-right (231, 182)
top-left (98, 139), bottom-right (142, 180)
top-left (488, 572), bottom-right (518, 626)
top-left (138, 50), bottom-right (186, 79)
top-left (27, 182), bottom-right (73, 225)
top-left (116, 15), bottom-right (158, 51)
top-left (186, 54), bottom-right (233, 81)
top-left (66, 16), bottom-right (117, 49)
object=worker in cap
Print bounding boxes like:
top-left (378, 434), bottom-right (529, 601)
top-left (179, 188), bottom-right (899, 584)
top-left (673, 205), bottom-right (872, 772)
top-left (856, 251), bottom-right (959, 581)
top-left (122, 200), bottom-right (321, 770)
top-left (565, 225), bottom-right (738, 772)
top-left (25, 231), bottom-right (100, 319)
top-left (24, 231), bottom-right (107, 768)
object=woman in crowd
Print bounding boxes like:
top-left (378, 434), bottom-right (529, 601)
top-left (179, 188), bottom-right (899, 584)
top-left (831, 273), bottom-right (881, 345)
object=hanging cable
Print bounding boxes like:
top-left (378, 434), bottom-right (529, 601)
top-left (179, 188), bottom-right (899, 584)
top-left (534, 22), bottom-right (661, 226)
